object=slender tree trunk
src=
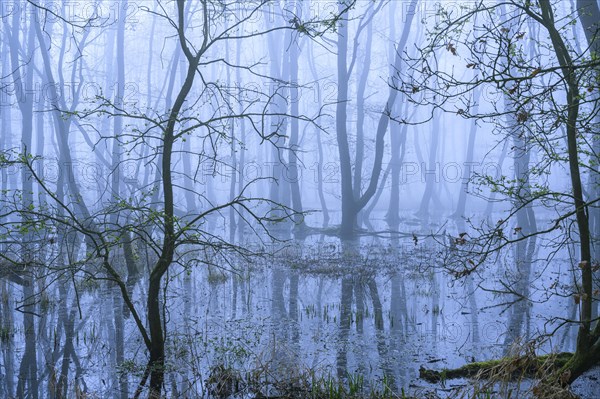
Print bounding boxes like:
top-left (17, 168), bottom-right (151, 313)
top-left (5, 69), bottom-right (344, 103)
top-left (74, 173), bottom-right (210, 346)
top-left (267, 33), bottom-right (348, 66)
top-left (306, 37), bottom-right (330, 226)
top-left (577, 0), bottom-right (600, 324)
top-left (288, 0), bottom-right (305, 229)
top-left (148, 2), bottom-right (201, 393)
top-left (111, 4), bottom-right (128, 397)
top-left (11, 8), bottom-right (38, 398)
top-left (417, 112), bottom-right (440, 216)
top-left (266, 13), bottom-right (291, 211)
top-left (452, 88), bottom-right (480, 218)
top-left (534, 0), bottom-right (597, 382)
top-left (353, 16), bottom-right (373, 227)
top-left (0, 34), bottom-right (15, 398)
top-left (336, 2), bottom-right (356, 237)
top-left (235, 21), bottom-right (247, 235)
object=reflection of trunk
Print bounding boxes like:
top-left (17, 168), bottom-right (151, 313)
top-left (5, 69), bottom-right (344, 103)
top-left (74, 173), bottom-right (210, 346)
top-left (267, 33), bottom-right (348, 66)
top-left (17, 283), bottom-right (38, 399)
top-left (113, 285), bottom-right (126, 399)
top-left (354, 278), bottom-right (364, 334)
top-left (289, 270), bottom-right (300, 343)
top-left (0, 283), bottom-right (15, 398)
top-left (272, 268), bottom-right (287, 335)
top-left (337, 275), bottom-right (353, 379)
top-left (270, 229), bottom-right (302, 375)
top-left (388, 220), bottom-right (410, 389)
top-left (430, 269), bottom-right (440, 348)
top-left (368, 278), bottom-right (395, 386)
top-left (57, 301), bottom-right (77, 398)
top-left (456, 217), bottom-right (481, 349)
top-left (368, 280), bottom-right (383, 330)
top-left (466, 275), bottom-right (481, 345)
top-left (289, 220), bottom-right (305, 346)
top-left (388, 224), bottom-right (407, 338)
top-left (503, 237), bottom-right (536, 351)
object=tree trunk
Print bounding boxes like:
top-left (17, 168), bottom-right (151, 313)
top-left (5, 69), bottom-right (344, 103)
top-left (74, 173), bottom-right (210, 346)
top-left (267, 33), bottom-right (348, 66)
top-left (417, 112), bottom-right (440, 216)
top-left (288, 0), bottom-right (304, 229)
top-left (336, 2), bottom-right (356, 237)
top-left (353, 15), bottom-right (373, 227)
top-left (535, 0), bottom-right (594, 383)
top-left (147, 2), bottom-right (200, 393)
top-left (306, 30), bottom-right (330, 227)
top-left (10, 8), bottom-right (38, 398)
top-left (452, 88), bottom-right (479, 218)
top-left (577, 0), bottom-right (600, 324)
top-left (336, 0), bottom-right (418, 237)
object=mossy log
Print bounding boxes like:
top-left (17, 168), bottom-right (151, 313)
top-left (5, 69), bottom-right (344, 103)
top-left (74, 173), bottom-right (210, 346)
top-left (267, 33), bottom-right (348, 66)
top-left (419, 352), bottom-right (574, 383)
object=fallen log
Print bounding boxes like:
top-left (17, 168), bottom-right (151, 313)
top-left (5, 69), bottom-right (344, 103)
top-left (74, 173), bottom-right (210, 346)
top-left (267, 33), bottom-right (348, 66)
top-left (419, 352), bottom-right (574, 383)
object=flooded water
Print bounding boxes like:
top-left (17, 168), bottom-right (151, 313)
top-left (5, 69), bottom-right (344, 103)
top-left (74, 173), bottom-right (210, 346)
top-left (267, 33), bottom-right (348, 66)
top-left (0, 213), bottom-right (596, 398)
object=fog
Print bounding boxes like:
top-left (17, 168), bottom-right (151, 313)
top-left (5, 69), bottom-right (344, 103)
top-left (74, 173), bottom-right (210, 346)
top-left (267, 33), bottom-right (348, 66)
top-left (0, 1), bottom-right (599, 398)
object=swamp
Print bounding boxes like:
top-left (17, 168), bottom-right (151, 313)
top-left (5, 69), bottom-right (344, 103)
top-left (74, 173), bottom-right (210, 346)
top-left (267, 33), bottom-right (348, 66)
top-left (1, 0), bottom-right (600, 398)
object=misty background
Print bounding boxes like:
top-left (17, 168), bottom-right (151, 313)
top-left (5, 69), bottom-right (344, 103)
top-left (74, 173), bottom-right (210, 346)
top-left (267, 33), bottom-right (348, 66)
top-left (0, 0), bottom-right (599, 398)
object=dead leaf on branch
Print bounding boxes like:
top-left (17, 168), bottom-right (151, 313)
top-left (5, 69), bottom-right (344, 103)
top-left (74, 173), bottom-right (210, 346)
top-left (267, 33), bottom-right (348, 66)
top-left (446, 42), bottom-right (457, 56)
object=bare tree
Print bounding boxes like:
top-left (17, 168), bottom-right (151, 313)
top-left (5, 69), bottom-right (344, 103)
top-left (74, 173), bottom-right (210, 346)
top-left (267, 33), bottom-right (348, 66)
top-left (398, 0), bottom-right (600, 387)
top-left (335, 0), bottom-right (419, 237)
top-left (0, 1), bottom-right (350, 397)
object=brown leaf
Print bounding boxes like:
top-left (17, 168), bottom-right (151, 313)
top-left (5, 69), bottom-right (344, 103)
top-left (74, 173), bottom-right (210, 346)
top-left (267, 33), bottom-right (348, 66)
top-left (446, 43), bottom-right (457, 56)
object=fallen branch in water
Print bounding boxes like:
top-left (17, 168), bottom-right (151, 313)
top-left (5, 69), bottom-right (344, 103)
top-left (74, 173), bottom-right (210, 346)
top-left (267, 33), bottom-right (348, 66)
top-left (419, 352), bottom-right (574, 383)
